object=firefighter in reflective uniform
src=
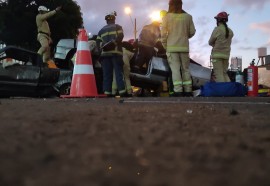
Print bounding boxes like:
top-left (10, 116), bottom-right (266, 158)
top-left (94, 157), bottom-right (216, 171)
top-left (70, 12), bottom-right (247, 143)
top-left (209, 12), bottom-right (234, 82)
top-left (36, 6), bottom-right (61, 65)
top-left (112, 41), bottom-right (134, 96)
top-left (161, 0), bottom-right (196, 97)
top-left (96, 11), bottom-right (127, 97)
top-left (134, 21), bottom-right (161, 72)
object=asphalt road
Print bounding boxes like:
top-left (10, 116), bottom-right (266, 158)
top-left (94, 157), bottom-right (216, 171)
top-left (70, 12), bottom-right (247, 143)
top-left (0, 96), bottom-right (270, 186)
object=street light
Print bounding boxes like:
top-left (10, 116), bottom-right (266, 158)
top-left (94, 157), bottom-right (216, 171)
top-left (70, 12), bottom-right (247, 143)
top-left (124, 6), bottom-right (137, 40)
top-left (136, 10), bottom-right (162, 32)
top-left (149, 11), bottom-right (161, 22)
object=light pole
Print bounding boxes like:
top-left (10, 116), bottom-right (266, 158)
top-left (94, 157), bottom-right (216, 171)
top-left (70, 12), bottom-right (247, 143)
top-left (124, 7), bottom-right (137, 40)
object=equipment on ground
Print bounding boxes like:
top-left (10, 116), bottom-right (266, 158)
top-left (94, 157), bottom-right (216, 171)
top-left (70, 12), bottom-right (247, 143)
top-left (235, 67), bottom-right (244, 85)
top-left (247, 59), bottom-right (258, 97)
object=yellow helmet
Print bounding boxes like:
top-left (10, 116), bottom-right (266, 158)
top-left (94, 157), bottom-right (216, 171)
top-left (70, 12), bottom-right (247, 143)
top-left (160, 10), bottom-right (167, 18)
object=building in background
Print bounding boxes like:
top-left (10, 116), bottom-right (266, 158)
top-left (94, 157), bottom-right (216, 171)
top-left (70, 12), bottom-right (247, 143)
top-left (230, 57), bottom-right (242, 71)
top-left (266, 55), bottom-right (270, 65)
top-left (258, 47), bottom-right (267, 66)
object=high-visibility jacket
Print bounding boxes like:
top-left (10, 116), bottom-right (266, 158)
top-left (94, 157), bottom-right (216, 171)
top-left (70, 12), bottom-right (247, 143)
top-left (138, 23), bottom-right (161, 47)
top-left (161, 12), bottom-right (196, 52)
top-left (36, 10), bottom-right (57, 36)
top-left (209, 24), bottom-right (234, 59)
top-left (97, 23), bottom-right (124, 56)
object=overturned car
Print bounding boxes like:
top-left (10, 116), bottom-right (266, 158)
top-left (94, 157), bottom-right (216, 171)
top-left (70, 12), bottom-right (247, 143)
top-left (0, 46), bottom-right (72, 97)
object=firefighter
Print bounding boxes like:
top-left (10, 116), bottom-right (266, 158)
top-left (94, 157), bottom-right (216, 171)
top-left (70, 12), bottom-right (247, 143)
top-left (36, 5), bottom-right (61, 65)
top-left (96, 11), bottom-right (127, 97)
top-left (112, 40), bottom-right (134, 96)
top-left (209, 12), bottom-right (234, 82)
top-left (161, 0), bottom-right (196, 97)
top-left (134, 20), bottom-right (161, 73)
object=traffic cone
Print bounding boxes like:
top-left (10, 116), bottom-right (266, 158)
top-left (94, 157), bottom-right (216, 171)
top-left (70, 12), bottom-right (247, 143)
top-left (62, 28), bottom-right (106, 98)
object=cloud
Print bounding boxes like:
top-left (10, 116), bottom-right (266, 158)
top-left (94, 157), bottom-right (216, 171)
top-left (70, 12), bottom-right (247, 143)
top-left (238, 46), bottom-right (256, 51)
top-left (250, 21), bottom-right (270, 34)
top-left (223, 0), bottom-right (269, 9)
top-left (76, 0), bottom-right (198, 38)
top-left (196, 16), bottom-right (210, 27)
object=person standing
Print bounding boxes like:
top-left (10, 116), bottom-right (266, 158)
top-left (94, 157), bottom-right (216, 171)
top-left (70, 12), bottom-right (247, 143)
top-left (161, 0), bottom-right (196, 97)
top-left (134, 21), bottom-right (161, 72)
top-left (96, 11), bottom-right (127, 97)
top-left (209, 12), bottom-right (234, 82)
top-left (112, 42), bottom-right (134, 96)
top-left (36, 5), bottom-right (61, 65)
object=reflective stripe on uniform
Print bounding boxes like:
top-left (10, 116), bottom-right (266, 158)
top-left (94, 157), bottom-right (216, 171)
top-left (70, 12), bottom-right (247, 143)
top-left (211, 52), bottom-right (229, 60)
top-left (73, 64), bottom-right (94, 75)
top-left (105, 91), bottom-right (112, 95)
top-left (167, 46), bottom-right (189, 52)
top-left (119, 89), bottom-right (126, 94)
top-left (97, 36), bottom-right (103, 42)
top-left (183, 81), bottom-right (192, 85)
top-left (100, 30), bottom-right (123, 38)
top-left (173, 81), bottom-right (182, 86)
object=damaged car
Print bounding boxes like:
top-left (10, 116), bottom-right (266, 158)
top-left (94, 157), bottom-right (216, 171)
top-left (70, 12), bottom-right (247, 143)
top-left (0, 46), bottom-right (72, 97)
top-left (53, 39), bottom-right (211, 96)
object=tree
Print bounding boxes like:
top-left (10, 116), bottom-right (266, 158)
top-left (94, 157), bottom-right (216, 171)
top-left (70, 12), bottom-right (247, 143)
top-left (0, 0), bottom-right (83, 51)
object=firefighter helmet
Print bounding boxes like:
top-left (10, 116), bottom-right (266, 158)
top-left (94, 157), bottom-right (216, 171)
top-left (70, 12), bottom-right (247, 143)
top-left (38, 6), bottom-right (49, 12)
top-left (214, 12), bottom-right (229, 22)
top-left (105, 11), bottom-right (117, 21)
top-left (128, 39), bottom-right (135, 45)
top-left (160, 10), bottom-right (167, 19)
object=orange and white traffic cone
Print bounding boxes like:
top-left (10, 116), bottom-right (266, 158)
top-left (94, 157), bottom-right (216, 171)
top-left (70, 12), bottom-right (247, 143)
top-left (62, 28), bottom-right (106, 98)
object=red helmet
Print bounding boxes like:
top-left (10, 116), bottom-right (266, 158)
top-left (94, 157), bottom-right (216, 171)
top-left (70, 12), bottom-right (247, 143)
top-left (128, 39), bottom-right (135, 45)
top-left (214, 12), bottom-right (229, 21)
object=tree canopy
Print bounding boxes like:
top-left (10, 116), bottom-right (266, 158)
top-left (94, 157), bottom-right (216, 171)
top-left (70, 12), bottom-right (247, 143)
top-left (0, 0), bottom-right (83, 51)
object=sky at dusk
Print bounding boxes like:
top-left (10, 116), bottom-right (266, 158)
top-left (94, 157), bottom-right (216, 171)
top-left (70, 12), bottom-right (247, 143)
top-left (76, 0), bottom-right (270, 69)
